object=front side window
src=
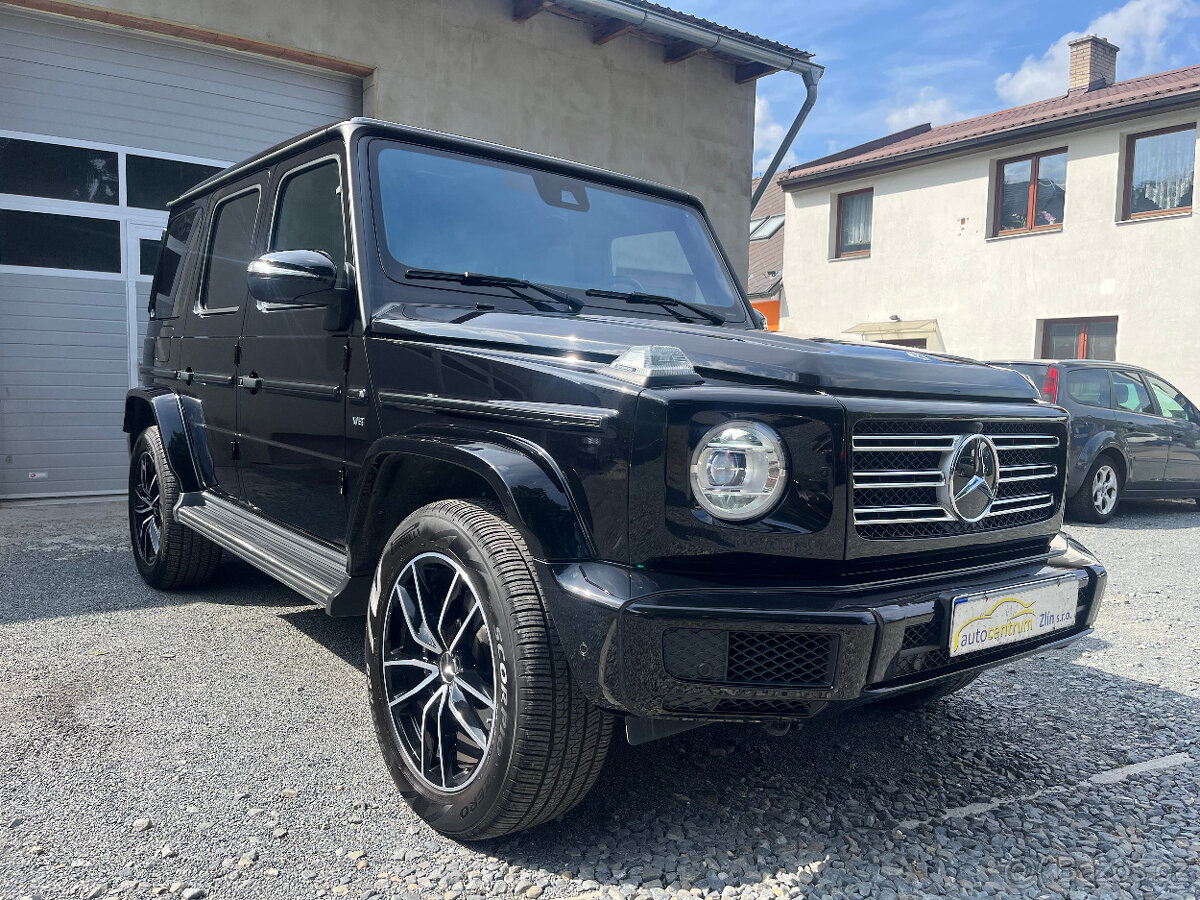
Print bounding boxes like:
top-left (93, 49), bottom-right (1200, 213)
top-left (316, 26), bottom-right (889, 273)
top-left (1124, 125), bottom-right (1196, 218)
top-left (835, 188), bottom-right (872, 257)
top-left (1040, 317), bottom-right (1116, 360)
top-left (370, 142), bottom-right (743, 319)
top-left (1064, 368), bottom-right (1111, 408)
top-left (1110, 371), bottom-right (1154, 415)
top-left (271, 159), bottom-right (345, 269)
top-left (1145, 374), bottom-right (1190, 420)
top-left (996, 149), bottom-right (1067, 234)
top-left (199, 189), bottom-right (259, 313)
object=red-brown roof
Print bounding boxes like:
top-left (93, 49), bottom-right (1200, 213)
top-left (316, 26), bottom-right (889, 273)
top-left (782, 63), bottom-right (1200, 187)
top-left (747, 175), bottom-right (785, 298)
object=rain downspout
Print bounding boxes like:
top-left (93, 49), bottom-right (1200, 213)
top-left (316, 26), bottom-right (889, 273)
top-left (751, 67), bottom-right (820, 214)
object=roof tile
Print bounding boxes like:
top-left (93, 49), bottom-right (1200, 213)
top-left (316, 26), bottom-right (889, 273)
top-left (783, 64), bottom-right (1200, 184)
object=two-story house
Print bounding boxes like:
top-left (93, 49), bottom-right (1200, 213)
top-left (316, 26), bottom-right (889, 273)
top-left (777, 35), bottom-right (1200, 399)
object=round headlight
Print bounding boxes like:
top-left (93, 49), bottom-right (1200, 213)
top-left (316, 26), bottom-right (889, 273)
top-left (690, 421), bottom-right (787, 522)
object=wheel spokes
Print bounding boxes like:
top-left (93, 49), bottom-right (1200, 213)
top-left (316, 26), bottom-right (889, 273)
top-left (447, 683), bottom-right (489, 749)
top-left (393, 578), bottom-right (440, 653)
top-left (446, 599), bottom-right (482, 652)
top-left (435, 571), bottom-right (462, 647)
top-left (454, 670), bottom-right (495, 710)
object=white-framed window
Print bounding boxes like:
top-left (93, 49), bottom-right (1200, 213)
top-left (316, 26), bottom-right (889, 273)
top-left (0, 129), bottom-right (228, 278)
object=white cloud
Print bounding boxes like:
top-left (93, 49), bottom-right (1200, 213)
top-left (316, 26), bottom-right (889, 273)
top-left (995, 0), bottom-right (1199, 105)
top-left (884, 86), bottom-right (966, 132)
top-left (754, 96), bottom-right (800, 175)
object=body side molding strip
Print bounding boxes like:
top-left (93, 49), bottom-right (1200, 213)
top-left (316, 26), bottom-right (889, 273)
top-left (377, 391), bottom-right (615, 430)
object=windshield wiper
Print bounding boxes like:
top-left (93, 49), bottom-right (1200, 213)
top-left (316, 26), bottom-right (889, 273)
top-left (584, 288), bottom-right (725, 325)
top-left (404, 268), bottom-right (582, 312)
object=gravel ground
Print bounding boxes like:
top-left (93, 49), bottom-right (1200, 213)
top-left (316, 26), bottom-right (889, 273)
top-left (1, 497), bottom-right (1198, 900)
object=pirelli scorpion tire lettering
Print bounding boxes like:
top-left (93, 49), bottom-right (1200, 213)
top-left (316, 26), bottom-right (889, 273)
top-left (365, 500), bottom-right (613, 839)
top-left (128, 425), bottom-right (222, 590)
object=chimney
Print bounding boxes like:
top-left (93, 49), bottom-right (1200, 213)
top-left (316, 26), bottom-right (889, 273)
top-left (1068, 35), bottom-right (1119, 92)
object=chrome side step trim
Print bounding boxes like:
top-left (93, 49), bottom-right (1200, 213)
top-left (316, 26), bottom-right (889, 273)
top-left (176, 493), bottom-right (348, 607)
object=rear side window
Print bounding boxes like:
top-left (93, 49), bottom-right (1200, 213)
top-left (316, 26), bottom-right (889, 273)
top-left (150, 206), bottom-right (199, 319)
top-left (271, 159), bottom-right (346, 270)
top-left (199, 188), bottom-right (260, 313)
top-left (1110, 371), bottom-right (1154, 414)
top-left (1064, 369), bottom-right (1111, 408)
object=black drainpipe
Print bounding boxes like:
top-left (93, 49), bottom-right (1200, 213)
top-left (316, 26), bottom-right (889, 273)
top-left (751, 68), bottom-right (820, 214)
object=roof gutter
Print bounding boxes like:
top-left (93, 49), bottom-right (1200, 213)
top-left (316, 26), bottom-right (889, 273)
top-left (554, 0), bottom-right (824, 80)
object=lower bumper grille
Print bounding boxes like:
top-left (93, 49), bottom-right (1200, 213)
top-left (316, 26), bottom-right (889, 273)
top-left (662, 627), bottom-right (838, 688)
top-left (852, 419), bottom-right (1065, 540)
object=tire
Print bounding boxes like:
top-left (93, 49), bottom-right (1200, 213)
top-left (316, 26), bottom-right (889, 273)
top-left (878, 672), bottom-right (978, 710)
top-left (365, 500), bottom-right (612, 839)
top-left (1067, 454), bottom-right (1122, 523)
top-left (128, 426), bottom-right (222, 589)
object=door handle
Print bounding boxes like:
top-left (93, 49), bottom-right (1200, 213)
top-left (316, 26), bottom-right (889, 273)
top-left (239, 374), bottom-right (263, 393)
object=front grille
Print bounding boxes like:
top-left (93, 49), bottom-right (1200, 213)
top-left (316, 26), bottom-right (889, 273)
top-left (662, 627), bottom-right (838, 688)
top-left (852, 419), bottom-right (1064, 540)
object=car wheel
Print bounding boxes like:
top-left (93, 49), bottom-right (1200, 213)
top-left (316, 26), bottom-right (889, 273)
top-left (128, 426), bottom-right (222, 589)
top-left (1067, 454), bottom-right (1122, 523)
top-left (365, 500), bottom-right (612, 839)
top-left (878, 672), bottom-right (978, 710)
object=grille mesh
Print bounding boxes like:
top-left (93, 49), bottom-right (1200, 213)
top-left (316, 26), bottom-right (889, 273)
top-left (662, 628), bottom-right (837, 688)
top-left (853, 418), bottom-right (1064, 540)
top-left (727, 631), bottom-right (837, 686)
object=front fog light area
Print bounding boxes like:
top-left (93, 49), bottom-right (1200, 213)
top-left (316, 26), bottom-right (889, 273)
top-left (690, 421), bottom-right (787, 522)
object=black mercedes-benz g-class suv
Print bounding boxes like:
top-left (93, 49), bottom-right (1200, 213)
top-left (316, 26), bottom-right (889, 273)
top-left (125, 119), bottom-right (1106, 839)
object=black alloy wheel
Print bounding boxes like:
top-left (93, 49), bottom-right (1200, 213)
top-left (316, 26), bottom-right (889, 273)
top-left (381, 551), bottom-right (497, 793)
top-left (366, 500), bottom-right (612, 839)
top-left (127, 426), bottom-right (222, 589)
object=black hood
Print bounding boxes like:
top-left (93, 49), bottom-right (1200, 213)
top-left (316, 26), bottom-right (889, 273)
top-left (372, 306), bottom-right (1039, 402)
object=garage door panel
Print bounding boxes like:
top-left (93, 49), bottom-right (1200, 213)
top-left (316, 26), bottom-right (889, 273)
top-left (0, 468), bottom-right (127, 495)
top-left (0, 302), bottom-right (128, 323)
top-left (1, 8), bottom-right (360, 498)
top-left (1, 20), bottom-right (359, 111)
top-left (1, 346), bottom-right (130, 367)
top-left (1, 10), bottom-right (361, 160)
top-left (2, 67), bottom-right (346, 150)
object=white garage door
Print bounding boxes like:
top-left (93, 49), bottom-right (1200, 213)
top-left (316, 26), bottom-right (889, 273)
top-left (0, 8), bottom-right (362, 498)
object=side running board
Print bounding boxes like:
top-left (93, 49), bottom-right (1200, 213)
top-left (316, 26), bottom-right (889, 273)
top-left (175, 493), bottom-right (350, 609)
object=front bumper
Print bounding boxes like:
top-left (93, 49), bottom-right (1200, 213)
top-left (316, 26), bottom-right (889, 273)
top-left (540, 533), bottom-right (1106, 721)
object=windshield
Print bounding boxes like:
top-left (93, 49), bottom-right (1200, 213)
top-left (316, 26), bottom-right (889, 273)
top-left (369, 141), bottom-right (744, 319)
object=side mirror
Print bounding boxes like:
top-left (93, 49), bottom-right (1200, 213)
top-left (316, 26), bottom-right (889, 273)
top-left (751, 309), bottom-right (768, 329)
top-left (247, 250), bottom-right (339, 305)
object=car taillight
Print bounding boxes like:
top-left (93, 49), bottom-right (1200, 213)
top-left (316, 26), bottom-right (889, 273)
top-left (1041, 366), bottom-right (1060, 403)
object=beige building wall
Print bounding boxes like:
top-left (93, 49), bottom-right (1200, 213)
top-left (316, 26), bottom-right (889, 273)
top-left (780, 107), bottom-right (1200, 400)
top-left (46, 0), bottom-right (756, 279)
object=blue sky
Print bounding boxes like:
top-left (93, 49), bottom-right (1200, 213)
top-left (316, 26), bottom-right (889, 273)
top-left (664, 0), bottom-right (1200, 174)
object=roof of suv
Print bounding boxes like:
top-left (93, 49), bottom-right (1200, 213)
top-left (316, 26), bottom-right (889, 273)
top-left (172, 118), bottom-right (700, 211)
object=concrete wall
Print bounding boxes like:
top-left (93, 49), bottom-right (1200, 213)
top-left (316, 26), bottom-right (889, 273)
top-left (65, 0), bottom-right (755, 279)
top-left (780, 107), bottom-right (1200, 400)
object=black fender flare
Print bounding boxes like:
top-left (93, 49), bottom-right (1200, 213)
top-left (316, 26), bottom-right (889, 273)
top-left (345, 432), bottom-right (594, 574)
top-left (122, 388), bottom-right (213, 494)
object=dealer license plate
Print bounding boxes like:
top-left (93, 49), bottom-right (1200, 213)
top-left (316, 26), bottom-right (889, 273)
top-left (948, 577), bottom-right (1078, 658)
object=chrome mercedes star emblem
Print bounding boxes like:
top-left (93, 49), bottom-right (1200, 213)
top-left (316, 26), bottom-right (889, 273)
top-left (945, 434), bottom-right (1000, 523)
